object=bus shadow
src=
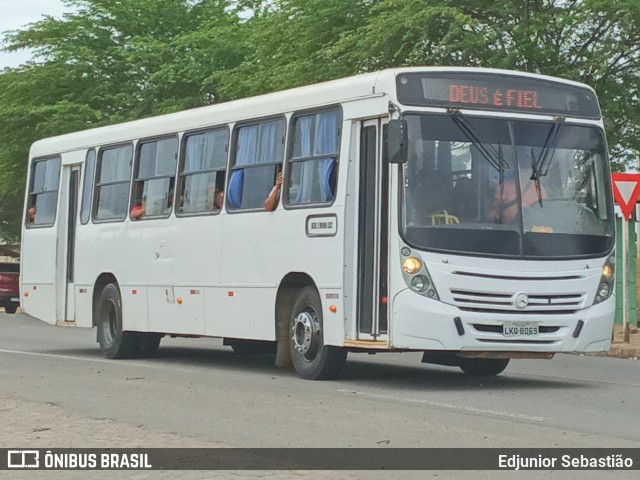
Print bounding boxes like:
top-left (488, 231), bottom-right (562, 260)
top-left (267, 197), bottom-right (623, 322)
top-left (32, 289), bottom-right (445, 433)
top-left (339, 357), bottom-right (591, 392)
top-left (153, 345), bottom-right (592, 392)
top-left (156, 345), bottom-right (282, 373)
top-left (42, 343), bottom-right (281, 374)
top-left (44, 344), bottom-right (593, 392)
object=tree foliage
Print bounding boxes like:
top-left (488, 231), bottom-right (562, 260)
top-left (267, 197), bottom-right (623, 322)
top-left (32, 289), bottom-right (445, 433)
top-left (0, 0), bottom-right (245, 240)
top-left (323, 0), bottom-right (640, 167)
top-left (1, 0), bottom-right (639, 240)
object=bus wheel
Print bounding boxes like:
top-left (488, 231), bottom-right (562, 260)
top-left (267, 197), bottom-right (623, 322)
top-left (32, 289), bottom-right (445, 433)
top-left (459, 358), bottom-right (510, 376)
top-left (289, 286), bottom-right (347, 380)
top-left (96, 283), bottom-right (138, 359)
top-left (4, 305), bottom-right (17, 314)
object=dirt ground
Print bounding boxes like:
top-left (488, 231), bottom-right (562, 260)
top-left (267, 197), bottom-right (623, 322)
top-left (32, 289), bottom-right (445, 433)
top-left (609, 323), bottom-right (640, 359)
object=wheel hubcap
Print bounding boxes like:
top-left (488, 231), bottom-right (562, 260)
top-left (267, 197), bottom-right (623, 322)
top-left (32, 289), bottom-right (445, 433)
top-left (103, 301), bottom-right (117, 345)
top-left (292, 310), bottom-right (320, 360)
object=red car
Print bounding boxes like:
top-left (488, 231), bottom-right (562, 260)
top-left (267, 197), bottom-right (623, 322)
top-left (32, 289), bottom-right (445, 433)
top-left (0, 263), bottom-right (20, 314)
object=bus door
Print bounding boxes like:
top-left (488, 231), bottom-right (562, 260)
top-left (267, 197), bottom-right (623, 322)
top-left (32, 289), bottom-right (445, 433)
top-left (356, 119), bottom-right (390, 339)
top-left (56, 164), bottom-right (80, 323)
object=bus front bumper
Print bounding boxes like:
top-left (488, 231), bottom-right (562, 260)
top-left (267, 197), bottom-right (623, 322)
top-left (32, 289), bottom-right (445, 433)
top-left (390, 289), bottom-right (615, 353)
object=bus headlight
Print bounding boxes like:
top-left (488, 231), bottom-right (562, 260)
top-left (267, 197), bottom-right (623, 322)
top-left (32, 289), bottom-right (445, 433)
top-left (399, 248), bottom-right (440, 300)
top-left (597, 282), bottom-right (611, 298)
top-left (602, 264), bottom-right (613, 281)
top-left (411, 275), bottom-right (429, 292)
top-left (402, 257), bottom-right (422, 274)
top-left (593, 254), bottom-right (615, 305)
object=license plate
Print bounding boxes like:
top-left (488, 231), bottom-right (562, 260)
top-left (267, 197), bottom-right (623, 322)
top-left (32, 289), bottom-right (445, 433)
top-left (503, 322), bottom-right (539, 337)
top-left (10, 297), bottom-right (19, 303)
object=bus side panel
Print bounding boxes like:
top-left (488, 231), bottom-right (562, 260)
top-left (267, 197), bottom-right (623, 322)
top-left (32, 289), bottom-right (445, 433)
top-left (218, 208), bottom-right (344, 343)
top-left (147, 285), bottom-right (204, 335)
top-left (74, 285), bottom-right (93, 328)
top-left (74, 224), bottom-right (99, 327)
top-left (124, 216), bottom-right (221, 335)
top-left (74, 222), bottom-right (128, 321)
top-left (120, 286), bottom-right (148, 332)
top-left (206, 287), bottom-right (275, 340)
top-left (21, 227), bottom-right (58, 324)
top-left (218, 212), bottom-right (293, 341)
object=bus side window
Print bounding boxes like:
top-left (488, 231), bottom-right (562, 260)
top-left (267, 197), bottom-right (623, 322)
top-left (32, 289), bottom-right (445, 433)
top-left (80, 150), bottom-right (96, 224)
top-left (178, 128), bottom-right (228, 214)
top-left (286, 109), bottom-right (341, 206)
top-left (131, 137), bottom-right (178, 219)
top-left (94, 144), bottom-right (133, 221)
top-left (26, 156), bottom-right (61, 227)
top-left (228, 118), bottom-right (285, 211)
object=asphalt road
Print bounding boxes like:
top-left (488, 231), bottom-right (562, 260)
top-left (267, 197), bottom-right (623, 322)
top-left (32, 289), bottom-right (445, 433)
top-left (0, 312), bottom-right (638, 479)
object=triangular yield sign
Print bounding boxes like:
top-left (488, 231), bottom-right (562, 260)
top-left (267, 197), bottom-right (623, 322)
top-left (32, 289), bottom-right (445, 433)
top-left (611, 173), bottom-right (640, 220)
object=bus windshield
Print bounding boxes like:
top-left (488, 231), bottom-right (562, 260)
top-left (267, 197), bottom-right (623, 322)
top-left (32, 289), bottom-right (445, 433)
top-left (400, 114), bottom-right (614, 258)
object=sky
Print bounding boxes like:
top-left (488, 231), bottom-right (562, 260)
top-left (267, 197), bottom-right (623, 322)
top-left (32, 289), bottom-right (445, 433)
top-left (0, 0), bottom-right (75, 69)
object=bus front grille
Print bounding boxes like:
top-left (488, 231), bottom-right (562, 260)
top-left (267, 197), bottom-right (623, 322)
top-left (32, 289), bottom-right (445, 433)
top-left (450, 289), bottom-right (585, 314)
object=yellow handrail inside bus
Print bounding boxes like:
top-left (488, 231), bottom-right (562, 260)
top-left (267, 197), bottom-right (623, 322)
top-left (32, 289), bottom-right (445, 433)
top-left (430, 211), bottom-right (460, 225)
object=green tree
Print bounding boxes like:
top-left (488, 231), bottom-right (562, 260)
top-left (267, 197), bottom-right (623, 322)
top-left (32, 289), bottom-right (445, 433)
top-left (223, 0), bottom-right (640, 167)
top-left (218, 0), bottom-right (371, 99)
top-left (328, 0), bottom-right (640, 168)
top-left (2, 0), bottom-right (640, 241)
top-left (3, 0), bottom-right (246, 118)
top-left (0, 0), bottom-right (247, 240)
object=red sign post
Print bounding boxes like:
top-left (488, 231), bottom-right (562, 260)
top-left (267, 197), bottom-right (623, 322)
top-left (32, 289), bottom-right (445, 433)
top-left (611, 172), bottom-right (640, 220)
top-left (610, 173), bottom-right (640, 342)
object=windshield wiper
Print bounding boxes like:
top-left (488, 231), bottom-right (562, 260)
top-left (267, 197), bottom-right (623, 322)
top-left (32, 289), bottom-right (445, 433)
top-left (527, 147), bottom-right (544, 208)
top-left (529, 117), bottom-right (564, 206)
top-left (532, 117), bottom-right (564, 178)
top-left (449, 109), bottom-right (508, 173)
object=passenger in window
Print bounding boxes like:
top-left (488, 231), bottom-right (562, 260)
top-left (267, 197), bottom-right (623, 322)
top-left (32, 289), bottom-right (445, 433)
top-left (264, 172), bottom-right (283, 212)
top-left (166, 189), bottom-right (174, 211)
top-left (205, 183), bottom-right (225, 211)
top-left (488, 165), bottom-right (547, 223)
top-left (131, 198), bottom-right (146, 220)
top-left (214, 186), bottom-right (224, 210)
top-left (28, 207), bottom-right (36, 224)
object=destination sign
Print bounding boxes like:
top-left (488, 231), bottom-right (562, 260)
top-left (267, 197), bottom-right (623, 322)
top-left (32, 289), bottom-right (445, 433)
top-left (396, 72), bottom-right (601, 118)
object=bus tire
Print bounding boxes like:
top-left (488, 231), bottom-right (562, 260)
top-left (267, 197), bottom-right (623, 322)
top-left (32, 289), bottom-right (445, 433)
top-left (459, 358), bottom-right (510, 376)
top-left (289, 286), bottom-right (347, 380)
top-left (96, 283), bottom-right (138, 359)
top-left (4, 305), bottom-right (17, 314)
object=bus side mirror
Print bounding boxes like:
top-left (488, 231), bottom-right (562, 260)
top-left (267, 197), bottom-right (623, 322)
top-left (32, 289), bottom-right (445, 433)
top-left (385, 119), bottom-right (408, 164)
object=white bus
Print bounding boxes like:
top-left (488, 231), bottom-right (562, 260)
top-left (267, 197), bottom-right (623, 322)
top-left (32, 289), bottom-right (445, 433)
top-left (20, 67), bottom-right (615, 379)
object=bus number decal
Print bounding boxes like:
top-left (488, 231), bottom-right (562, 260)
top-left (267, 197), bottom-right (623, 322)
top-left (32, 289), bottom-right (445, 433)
top-left (306, 214), bottom-right (338, 237)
